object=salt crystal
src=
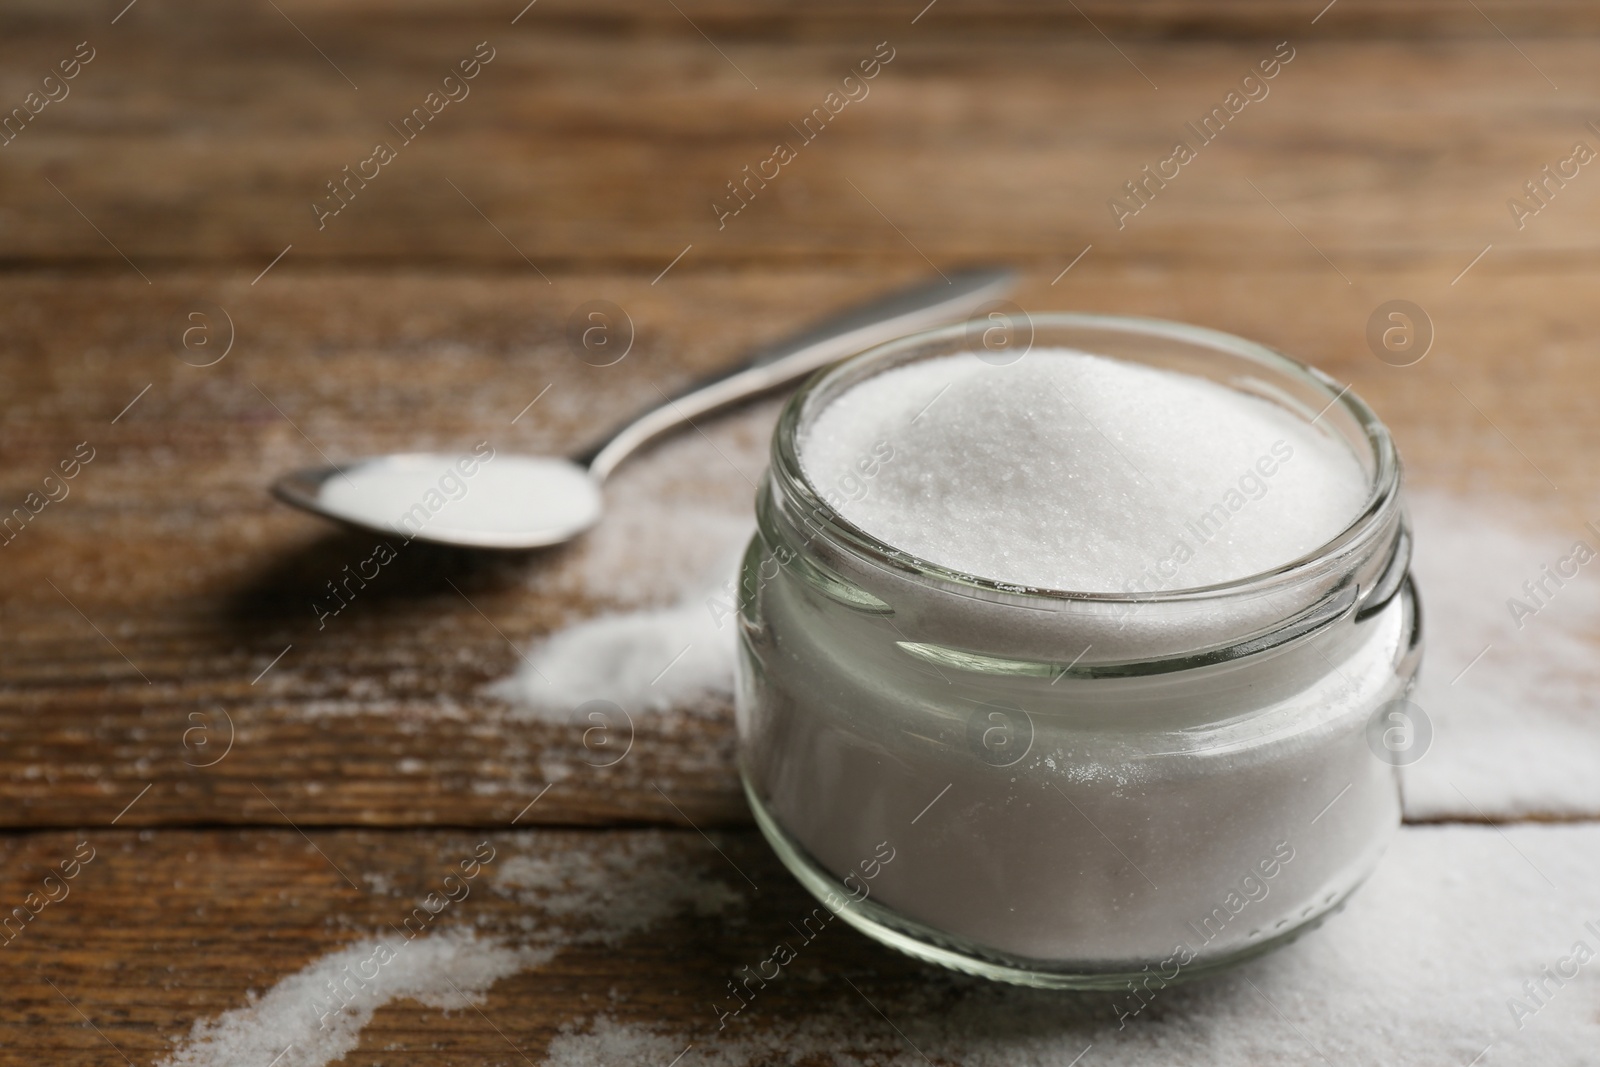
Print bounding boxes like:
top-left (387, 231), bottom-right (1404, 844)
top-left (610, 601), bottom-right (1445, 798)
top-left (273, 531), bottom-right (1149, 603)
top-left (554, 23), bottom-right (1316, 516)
top-left (800, 348), bottom-right (1368, 591)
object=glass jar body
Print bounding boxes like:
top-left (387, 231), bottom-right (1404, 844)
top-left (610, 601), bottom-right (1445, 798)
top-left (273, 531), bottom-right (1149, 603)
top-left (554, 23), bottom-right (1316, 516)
top-left (734, 313), bottom-right (1421, 989)
top-left (736, 518), bottom-right (1417, 988)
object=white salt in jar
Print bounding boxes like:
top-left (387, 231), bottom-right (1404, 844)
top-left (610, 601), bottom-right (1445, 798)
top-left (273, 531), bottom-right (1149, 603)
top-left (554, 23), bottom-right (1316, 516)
top-left (735, 314), bottom-right (1420, 989)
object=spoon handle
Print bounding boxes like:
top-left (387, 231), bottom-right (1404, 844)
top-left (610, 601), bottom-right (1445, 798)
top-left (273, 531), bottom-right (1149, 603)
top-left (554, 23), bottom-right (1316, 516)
top-left (578, 267), bottom-right (1017, 481)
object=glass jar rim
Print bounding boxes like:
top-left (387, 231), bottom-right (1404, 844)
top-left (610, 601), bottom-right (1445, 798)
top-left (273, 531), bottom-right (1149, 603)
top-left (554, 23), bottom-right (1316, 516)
top-left (769, 311), bottom-right (1403, 608)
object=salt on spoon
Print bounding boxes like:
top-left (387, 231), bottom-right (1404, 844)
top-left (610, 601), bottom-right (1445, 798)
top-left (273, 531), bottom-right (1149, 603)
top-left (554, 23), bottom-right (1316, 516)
top-left (310, 451), bottom-right (602, 550)
top-left (269, 270), bottom-right (1015, 548)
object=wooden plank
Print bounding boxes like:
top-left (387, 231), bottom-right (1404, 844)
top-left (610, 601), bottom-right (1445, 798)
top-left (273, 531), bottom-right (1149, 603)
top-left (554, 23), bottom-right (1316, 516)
top-left (12, 0), bottom-right (1600, 39)
top-left (0, 7), bottom-right (1595, 271)
top-left (2, 265), bottom-right (1597, 828)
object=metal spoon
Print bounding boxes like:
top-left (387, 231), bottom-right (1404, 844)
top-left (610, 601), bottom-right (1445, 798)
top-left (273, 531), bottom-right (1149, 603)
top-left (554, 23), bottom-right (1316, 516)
top-left (272, 268), bottom-right (1016, 549)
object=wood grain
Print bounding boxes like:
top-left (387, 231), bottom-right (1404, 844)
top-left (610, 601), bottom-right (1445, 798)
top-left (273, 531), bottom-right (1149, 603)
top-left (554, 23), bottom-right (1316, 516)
top-left (0, 3), bottom-right (1596, 274)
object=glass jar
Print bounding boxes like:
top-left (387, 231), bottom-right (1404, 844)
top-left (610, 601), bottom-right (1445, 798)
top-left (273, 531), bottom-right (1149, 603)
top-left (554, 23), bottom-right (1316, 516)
top-left (735, 314), bottom-right (1421, 990)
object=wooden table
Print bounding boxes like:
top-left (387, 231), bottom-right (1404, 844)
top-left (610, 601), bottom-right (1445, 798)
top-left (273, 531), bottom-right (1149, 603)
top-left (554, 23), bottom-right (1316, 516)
top-left (4, 2), bottom-right (1598, 1063)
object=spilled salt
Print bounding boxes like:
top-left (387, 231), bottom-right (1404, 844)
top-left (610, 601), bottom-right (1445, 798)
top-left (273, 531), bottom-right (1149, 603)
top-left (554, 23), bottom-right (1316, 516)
top-left (489, 591), bottom-right (739, 721)
top-left (492, 835), bottom-right (746, 944)
top-left (800, 349), bottom-right (1368, 591)
top-left (156, 929), bottom-right (535, 1067)
top-left (159, 833), bottom-right (742, 1067)
top-left (1401, 490), bottom-right (1600, 819)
